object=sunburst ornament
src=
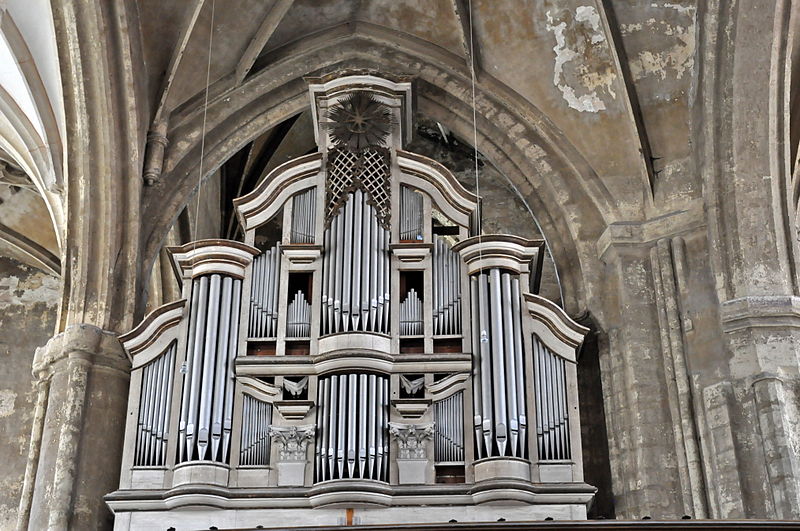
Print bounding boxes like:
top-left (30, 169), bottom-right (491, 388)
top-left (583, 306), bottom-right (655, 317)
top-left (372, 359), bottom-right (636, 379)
top-left (327, 92), bottom-right (394, 150)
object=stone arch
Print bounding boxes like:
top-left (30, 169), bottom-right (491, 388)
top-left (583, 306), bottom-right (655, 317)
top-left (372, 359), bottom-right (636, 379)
top-left (143, 26), bottom-right (616, 317)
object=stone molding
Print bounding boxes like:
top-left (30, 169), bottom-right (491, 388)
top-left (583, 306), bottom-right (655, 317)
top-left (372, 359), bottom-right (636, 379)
top-left (32, 323), bottom-right (128, 380)
top-left (719, 295), bottom-right (800, 333)
top-left (596, 205), bottom-right (705, 260)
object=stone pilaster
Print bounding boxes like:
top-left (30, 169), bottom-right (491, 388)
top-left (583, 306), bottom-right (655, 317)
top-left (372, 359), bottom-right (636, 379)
top-left (268, 425), bottom-right (315, 486)
top-left (18, 324), bottom-right (129, 531)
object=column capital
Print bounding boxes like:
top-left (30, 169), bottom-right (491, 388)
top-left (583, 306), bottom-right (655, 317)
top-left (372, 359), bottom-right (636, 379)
top-left (32, 323), bottom-right (128, 381)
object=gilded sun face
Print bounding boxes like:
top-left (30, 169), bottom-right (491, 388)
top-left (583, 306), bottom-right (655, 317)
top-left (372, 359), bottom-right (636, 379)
top-left (327, 91), bottom-right (394, 150)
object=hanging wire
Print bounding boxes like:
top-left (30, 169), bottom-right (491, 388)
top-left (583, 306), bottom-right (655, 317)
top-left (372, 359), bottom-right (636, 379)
top-left (192, 0), bottom-right (216, 248)
top-left (467, 0), bottom-right (489, 347)
top-left (467, 0), bottom-right (481, 240)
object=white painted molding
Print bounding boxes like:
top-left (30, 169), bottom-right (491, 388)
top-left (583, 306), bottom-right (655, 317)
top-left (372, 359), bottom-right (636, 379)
top-left (523, 293), bottom-right (589, 363)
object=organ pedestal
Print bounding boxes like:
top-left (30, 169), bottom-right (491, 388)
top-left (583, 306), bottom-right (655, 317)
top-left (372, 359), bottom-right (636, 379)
top-left (108, 74), bottom-right (595, 529)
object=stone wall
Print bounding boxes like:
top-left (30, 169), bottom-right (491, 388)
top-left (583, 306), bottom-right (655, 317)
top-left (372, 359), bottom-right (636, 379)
top-left (0, 256), bottom-right (59, 528)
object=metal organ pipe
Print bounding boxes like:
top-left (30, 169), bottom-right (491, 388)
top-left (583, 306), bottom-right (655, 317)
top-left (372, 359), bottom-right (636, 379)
top-left (135, 343), bottom-right (177, 467)
top-left (400, 186), bottom-right (423, 241)
top-left (321, 191), bottom-right (390, 335)
top-left (178, 274), bottom-right (244, 463)
top-left (399, 288), bottom-right (423, 336)
top-left (531, 335), bottom-right (570, 460)
top-left (248, 246), bottom-right (281, 338)
top-left (470, 268), bottom-right (528, 458)
top-left (434, 391), bottom-right (465, 464)
top-left (433, 236), bottom-right (462, 336)
top-left (291, 188), bottom-right (316, 243)
top-left (287, 290), bottom-right (311, 338)
top-left (315, 373), bottom-right (388, 482)
top-left (239, 395), bottom-right (272, 466)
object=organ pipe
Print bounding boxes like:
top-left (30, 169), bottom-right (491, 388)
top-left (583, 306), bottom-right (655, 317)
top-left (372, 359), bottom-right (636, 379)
top-left (433, 236), bottom-right (462, 335)
top-left (240, 395), bottom-right (272, 466)
top-left (321, 190), bottom-right (390, 335)
top-left (249, 245), bottom-right (281, 338)
top-left (135, 342), bottom-right (177, 466)
top-left (291, 188), bottom-right (316, 244)
top-left (434, 391), bottom-right (464, 464)
top-left (471, 268), bottom-right (528, 458)
top-left (399, 288), bottom-right (423, 336)
top-left (399, 186), bottom-right (423, 241)
top-left (315, 373), bottom-right (388, 482)
top-left (287, 291), bottom-right (311, 338)
top-left (532, 335), bottom-right (571, 461)
top-left (178, 274), bottom-right (243, 463)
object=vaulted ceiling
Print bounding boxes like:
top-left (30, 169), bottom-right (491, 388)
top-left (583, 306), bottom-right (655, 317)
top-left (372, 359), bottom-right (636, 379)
top-left (0, 0), bottom-right (701, 316)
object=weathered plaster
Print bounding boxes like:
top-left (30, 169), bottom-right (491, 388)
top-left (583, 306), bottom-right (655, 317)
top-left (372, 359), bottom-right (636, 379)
top-left (545, 5), bottom-right (617, 113)
top-left (0, 256), bottom-right (58, 528)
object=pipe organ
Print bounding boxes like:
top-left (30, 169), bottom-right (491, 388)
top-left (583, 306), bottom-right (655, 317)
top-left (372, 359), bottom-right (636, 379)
top-left (110, 74), bottom-right (595, 529)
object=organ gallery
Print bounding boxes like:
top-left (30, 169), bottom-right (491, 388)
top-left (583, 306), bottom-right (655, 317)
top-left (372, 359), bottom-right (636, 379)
top-left (106, 74), bottom-right (594, 527)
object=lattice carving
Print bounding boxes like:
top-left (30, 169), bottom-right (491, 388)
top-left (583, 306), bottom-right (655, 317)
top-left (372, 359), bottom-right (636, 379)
top-left (325, 147), bottom-right (391, 229)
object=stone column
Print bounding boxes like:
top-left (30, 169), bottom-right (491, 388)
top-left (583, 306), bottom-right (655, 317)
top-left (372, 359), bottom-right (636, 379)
top-left (268, 425), bottom-right (315, 487)
top-left (388, 422), bottom-right (434, 485)
top-left (693, 0), bottom-right (800, 518)
top-left (18, 324), bottom-right (129, 531)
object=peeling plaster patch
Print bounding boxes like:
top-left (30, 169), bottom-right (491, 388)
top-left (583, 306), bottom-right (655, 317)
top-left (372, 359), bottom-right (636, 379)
top-left (546, 5), bottom-right (617, 113)
top-left (0, 271), bottom-right (60, 309)
top-left (659, 2), bottom-right (695, 16)
top-left (626, 8), bottom-right (696, 81)
top-left (0, 389), bottom-right (16, 417)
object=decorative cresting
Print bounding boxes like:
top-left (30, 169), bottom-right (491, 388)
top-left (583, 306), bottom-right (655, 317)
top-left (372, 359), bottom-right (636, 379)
top-left (110, 74), bottom-right (595, 527)
top-left (324, 92), bottom-right (393, 228)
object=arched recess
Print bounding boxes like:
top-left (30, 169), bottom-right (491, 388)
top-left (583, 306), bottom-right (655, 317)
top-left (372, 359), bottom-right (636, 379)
top-left (142, 24), bottom-right (616, 318)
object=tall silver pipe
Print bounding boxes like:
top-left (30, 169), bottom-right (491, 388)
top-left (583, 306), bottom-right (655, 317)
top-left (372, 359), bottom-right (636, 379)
top-left (358, 374), bottom-right (367, 477)
top-left (271, 245), bottom-right (280, 336)
top-left (533, 338), bottom-right (547, 459)
top-left (500, 272), bottom-right (519, 456)
top-left (511, 277), bottom-right (527, 455)
top-left (179, 278), bottom-right (201, 462)
top-left (374, 374), bottom-right (384, 479)
top-left (136, 358), bottom-right (152, 465)
top-left (240, 396), bottom-right (250, 465)
top-left (222, 279), bottom-right (241, 460)
top-left (317, 377), bottom-right (328, 480)
top-left (367, 374), bottom-right (376, 478)
top-left (197, 274), bottom-right (222, 460)
top-left (342, 197), bottom-right (354, 332)
top-left (346, 374), bottom-right (357, 477)
top-left (477, 273), bottom-right (493, 455)
top-left (488, 268), bottom-right (508, 455)
top-left (375, 220), bottom-right (384, 332)
top-left (368, 212), bottom-right (379, 331)
top-left (360, 197), bottom-right (372, 329)
top-left (336, 375), bottom-right (346, 478)
top-left (352, 191), bottom-right (363, 330)
top-left (383, 230), bottom-right (390, 333)
top-left (328, 375), bottom-right (339, 478)
top-left (153, 354), bottom-right (166, 464)
top-left (382, 378), bottom-right (389, 479)
top-left (470, 276), bottom-right (483, 459)
top-left (184, 275), bottom-right (209, 462)
top-left (210, 277), bottom-right (232, 461)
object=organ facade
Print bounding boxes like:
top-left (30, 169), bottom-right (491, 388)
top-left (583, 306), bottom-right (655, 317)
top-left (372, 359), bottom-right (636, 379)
top-left (107, 74), bottom-right (594, 528)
